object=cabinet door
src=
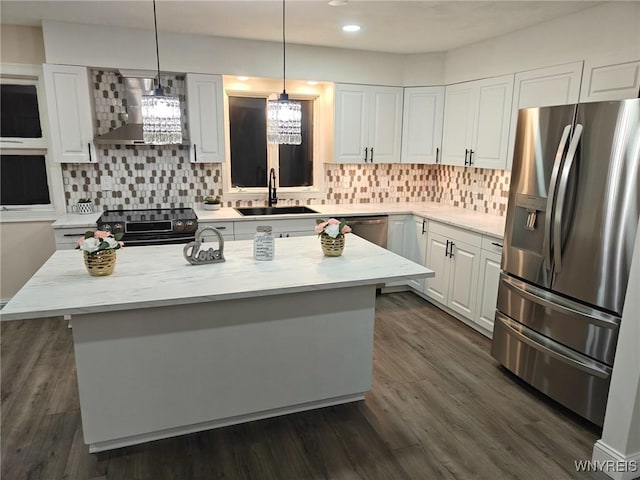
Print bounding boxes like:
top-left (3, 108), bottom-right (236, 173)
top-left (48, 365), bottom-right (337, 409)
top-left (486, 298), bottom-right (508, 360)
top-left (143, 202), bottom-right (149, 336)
top-left (186, 74), bottom-right (225, 163)
top-left (475, 249), bottom-right (501, 335)
top-left (43, 64), bottom-right (96, 163)
top-left (424, 231), bottom-right (450, 303)
top-left (385, 215), bottom-right (409, 287)
top-left (368, 86), bottom-right (403, 164)
top-left (441, 82), bottom-right (475, 166)
top-left (401, 86), bottom-right (445, 164)
top-left (405, 217), bottom-right (428, 291)
top-left (581, 60), bottom-right (640, 102)
top-left (334, 84), bottom-right (368, 163)
top-left (471, 74), bottom-right (514, 170)
top-left (447, 240), bottom-right (481, 321)
top-left (507, 62), bottom-right (583, 169)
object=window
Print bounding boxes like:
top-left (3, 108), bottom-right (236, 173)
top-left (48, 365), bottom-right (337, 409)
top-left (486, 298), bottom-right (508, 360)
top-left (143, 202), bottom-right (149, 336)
top-left (1, 64), bottom-right (63, 219)
top-left (229, 95), bottom-right (314, 190)
top-left (222, 76), bottom-right (327, 202)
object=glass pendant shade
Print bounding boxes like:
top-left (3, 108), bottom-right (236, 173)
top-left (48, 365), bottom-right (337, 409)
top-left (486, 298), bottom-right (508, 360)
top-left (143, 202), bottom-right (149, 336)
top-left (267, 92), bottom-right (302, 145)
top-left (142, 91), bottom-right (182, 145)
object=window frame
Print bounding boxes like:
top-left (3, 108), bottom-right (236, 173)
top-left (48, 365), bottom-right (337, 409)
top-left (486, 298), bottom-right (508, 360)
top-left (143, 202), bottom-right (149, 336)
top-left (0, 63), bottom-right (65, 222)
top-left (222, 88), bottom-right (325, 203)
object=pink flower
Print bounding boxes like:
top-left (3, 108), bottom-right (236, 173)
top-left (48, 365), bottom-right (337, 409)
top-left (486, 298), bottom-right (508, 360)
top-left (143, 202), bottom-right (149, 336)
top-left (327, 218), bottom-right (340, 225)
top-left (94, 230), bottom-right (111, 239)
top-left (76, 237), bottom-right (85, 247)
top-left (341, 225), bottom-right (352, 234)
top-left (118, 241), bottom-right (124, 248)
top-left (315, 221), bottom-right (328, 234)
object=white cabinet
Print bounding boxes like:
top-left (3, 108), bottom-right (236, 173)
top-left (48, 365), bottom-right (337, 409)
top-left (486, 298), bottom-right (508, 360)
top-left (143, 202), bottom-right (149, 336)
top-left (474, 237), bottom-right (503, 336)
top-left (507, 61), bottom-right (583, 169)
top-left (197, 220), bottom-right (235, 241)
top-left (385, 215), bottom-right (427, 288)
top-left (186, 74), bottom-right (225, 163)
top-left (401, 86), bottom-right (445, 164)
top-left (334, 84), bottom-right (403, 164)
top-left (424, 222), bottom-right (481, 322)
top-left (43, 64), bottom-right (96, 163)
top-left (54, 225), bottom-right (97, 250)
top-left (581, 60), bottom-right (640, 102)
top-left (441, 74), bottom-right (514, 170)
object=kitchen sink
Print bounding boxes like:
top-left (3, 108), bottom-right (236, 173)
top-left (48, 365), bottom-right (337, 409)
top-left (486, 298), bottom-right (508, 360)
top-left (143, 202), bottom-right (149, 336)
top-left (235, 206), bottom-right (319, 216)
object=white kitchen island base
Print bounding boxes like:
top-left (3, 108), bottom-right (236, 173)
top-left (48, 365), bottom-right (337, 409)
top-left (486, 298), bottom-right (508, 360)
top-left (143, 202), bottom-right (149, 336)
top-left (74, 285), bottom-right (376, 452)
top-left (2, 235), bottom-right (434, 452)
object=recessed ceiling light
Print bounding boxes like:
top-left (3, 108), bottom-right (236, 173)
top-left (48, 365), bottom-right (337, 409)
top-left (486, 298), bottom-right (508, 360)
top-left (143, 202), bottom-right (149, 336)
top-left (307, 81), bottom-right (319, 85)
top-left (328, 0), bottom-right (348, 6)
top-left (237, 76), bottom-right (249, 81)
top-left (342, 24), bottom-right (361, 33)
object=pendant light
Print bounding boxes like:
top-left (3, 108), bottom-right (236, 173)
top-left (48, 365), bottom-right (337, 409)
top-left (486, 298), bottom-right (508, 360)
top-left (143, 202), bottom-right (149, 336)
top-left (141, 0), bottom-right (182, 145)
top-left (267, 0), bottom-right (302, 145)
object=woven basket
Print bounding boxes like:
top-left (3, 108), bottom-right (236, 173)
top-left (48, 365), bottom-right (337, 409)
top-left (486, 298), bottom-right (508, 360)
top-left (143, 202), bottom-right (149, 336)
top-left (320, 234), bottom-right (345, 257)
top-left (84, 250), bottom-right (116, 276)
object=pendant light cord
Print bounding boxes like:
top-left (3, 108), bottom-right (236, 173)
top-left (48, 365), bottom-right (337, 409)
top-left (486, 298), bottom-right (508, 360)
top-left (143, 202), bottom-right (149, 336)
top-left (152, 0), bottom-right (163, 91)
top-left (282, 0), bottom-right (286, 94)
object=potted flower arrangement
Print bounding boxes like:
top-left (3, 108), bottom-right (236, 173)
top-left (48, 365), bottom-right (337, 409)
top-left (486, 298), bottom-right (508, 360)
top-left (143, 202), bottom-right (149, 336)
top-left (76, 198), bottom-right (94, 215)
top-left (77, 230), bottom-right (124, 276)
top-left (203, 195), bottom-right (222, 211)
top-left (315, 218), bottom-right (352, 256)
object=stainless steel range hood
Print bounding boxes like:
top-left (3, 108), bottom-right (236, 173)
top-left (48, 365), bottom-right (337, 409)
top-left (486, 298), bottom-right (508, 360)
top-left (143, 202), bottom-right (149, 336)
top-left (93, 72), bottom-right (188, 146)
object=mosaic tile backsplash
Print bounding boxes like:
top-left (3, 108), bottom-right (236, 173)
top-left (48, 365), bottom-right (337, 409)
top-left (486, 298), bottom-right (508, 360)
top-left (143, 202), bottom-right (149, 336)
top-left (61, 69), bottom-right (510, 215)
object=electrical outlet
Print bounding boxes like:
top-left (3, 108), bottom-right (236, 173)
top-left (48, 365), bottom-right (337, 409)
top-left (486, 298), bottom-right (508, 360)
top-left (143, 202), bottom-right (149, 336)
top-left (101, 175), bottom-right (112, 191)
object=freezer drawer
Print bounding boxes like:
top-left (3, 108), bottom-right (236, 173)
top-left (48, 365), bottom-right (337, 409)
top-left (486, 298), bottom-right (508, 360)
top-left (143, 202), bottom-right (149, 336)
top-left (497, 273), bottom-right (619, 365)
top-left (491, 312), bottom-right (612, 426)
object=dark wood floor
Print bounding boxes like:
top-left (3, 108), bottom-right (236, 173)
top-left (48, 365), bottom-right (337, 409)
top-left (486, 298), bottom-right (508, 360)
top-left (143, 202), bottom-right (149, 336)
top-left (1, 292), bottom-right (606, 480)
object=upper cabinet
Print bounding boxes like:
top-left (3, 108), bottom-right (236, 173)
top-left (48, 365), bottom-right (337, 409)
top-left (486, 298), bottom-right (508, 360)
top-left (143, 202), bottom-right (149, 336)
top-left (186, 74), bottom-right (225, 163)
top-left (580, 60), bottom-right (640, 103)
top-left (506, 61), bottom-right (583, 169)
top-left (43, 64), bottom-right (96, 163)
top-left (441, 74), bottom-right (514, 170)
top-left (334, 84), bottom-right (403, 164)
top-left (400, 86), bottom-right (445, 164)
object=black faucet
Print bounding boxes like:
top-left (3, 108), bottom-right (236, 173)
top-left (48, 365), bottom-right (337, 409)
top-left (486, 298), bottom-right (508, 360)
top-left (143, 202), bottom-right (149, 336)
top-left (268, 168), bottom-right (277, 207)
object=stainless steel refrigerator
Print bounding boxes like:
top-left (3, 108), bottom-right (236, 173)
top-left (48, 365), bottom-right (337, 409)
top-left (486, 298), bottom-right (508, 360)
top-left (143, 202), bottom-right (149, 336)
top-left (491, 99), bottom-right (640, 426)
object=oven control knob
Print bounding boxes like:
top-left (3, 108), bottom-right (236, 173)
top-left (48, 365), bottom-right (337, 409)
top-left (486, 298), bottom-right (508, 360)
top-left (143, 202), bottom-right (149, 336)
top-left (174, 220), bottom-right (185, 232)
top-left (99, 224), bottom-right (112, 233)
top-left (185, 220), bottom-right (196, 232)
top-left (113, 223), bottom-right (124, 233)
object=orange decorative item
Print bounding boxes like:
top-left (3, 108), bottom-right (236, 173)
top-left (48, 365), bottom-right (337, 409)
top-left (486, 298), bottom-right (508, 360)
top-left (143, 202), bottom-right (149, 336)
top-left (84, 250), bottom-right (117, 276)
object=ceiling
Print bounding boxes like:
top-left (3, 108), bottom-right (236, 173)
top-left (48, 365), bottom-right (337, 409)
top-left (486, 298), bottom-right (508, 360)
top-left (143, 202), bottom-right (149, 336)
top-left (0, 1), bottom-right (603, 54)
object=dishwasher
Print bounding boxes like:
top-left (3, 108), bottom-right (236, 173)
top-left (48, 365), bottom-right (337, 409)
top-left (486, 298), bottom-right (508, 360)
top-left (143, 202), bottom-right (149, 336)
top-left (342, 216), bottom-right (388, 248)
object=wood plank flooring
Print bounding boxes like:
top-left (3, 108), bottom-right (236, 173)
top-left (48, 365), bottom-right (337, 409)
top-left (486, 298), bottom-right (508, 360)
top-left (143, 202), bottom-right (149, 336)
top-left (1, 292), bottom-right (606, 480)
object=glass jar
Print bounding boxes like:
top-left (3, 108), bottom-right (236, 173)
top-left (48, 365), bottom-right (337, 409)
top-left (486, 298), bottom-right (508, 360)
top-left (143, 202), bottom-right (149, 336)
top-left (254, 226), bottom-right (274, 261)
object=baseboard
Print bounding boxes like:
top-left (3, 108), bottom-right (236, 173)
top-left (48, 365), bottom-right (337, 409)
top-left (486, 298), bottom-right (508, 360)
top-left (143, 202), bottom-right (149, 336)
top-left (591, 440), bottom-right (640, 480)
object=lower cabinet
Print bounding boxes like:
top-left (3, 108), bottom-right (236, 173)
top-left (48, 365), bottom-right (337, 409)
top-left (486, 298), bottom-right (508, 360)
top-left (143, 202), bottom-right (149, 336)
top-left (54, 226), bottom-right (97, 249)
top-left (474, 238), bottom-right (503, 336)
top-left (424, 223), bottom-right (481, 322)
top-left (385, 215), bottom-right (428, 288)
top-left (197, 221), bottom-right (235, 242)
top-left (234, 218), bottom-right (318, 240)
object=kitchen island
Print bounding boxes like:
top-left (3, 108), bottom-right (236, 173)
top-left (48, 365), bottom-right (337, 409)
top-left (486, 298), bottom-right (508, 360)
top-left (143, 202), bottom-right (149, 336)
top-left (1, 235), bottom-right (434, 452)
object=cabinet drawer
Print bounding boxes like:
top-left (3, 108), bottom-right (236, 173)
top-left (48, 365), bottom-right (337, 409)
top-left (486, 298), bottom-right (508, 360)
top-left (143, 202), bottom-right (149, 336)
top-left (429, 221), bottom-right (482, 247)
top-left (55, 229), bottom-right (95, 249)
top-left (482, 235), bottom-right (504, 255)
top-left (198, 221), bottom-right (234, 235)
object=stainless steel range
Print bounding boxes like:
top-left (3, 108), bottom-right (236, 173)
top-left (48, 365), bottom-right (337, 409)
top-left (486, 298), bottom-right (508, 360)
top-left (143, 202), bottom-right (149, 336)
top-left (97, 208), bottom-right (198, 246)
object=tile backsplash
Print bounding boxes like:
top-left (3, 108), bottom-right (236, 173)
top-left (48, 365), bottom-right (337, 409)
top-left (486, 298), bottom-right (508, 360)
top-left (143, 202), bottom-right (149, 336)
top-left (61, 69), bottom-right (510, 216)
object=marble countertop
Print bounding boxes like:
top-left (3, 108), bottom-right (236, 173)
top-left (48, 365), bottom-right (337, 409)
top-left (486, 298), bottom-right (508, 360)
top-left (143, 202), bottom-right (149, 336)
top-left (53, 202), bottom-right (506, 239)
top-left (1, 235), bottom-right (434, 321)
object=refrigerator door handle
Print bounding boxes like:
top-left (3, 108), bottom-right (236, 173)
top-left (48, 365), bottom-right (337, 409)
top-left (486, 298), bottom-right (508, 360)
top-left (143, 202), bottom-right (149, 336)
top-left (495, 313), bottom-right (611, 379)
top-left (544, 124), bottom-right (572, 272)
top-left (553, 124), bottom-right (584, 273)
top-left (500, 273), bottom-right (619, 329)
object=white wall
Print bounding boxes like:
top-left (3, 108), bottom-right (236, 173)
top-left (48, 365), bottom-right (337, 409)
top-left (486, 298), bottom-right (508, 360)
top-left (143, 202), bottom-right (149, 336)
top-left (0, 24), bottom-right (45, 64)
top-left (42, 20), bottom-right (445, 86)
top-left (444, 2), bottom-right (640, 84)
